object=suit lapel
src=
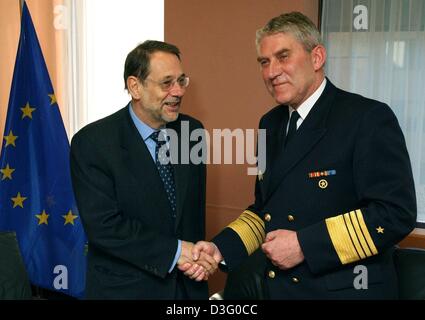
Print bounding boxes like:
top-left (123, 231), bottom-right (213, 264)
top-left (120, 108), bottom-right (191, 231)
top-left (119, 107), bottom-right (173, 221)
top-left (264, 80), bottom-right (337, 203)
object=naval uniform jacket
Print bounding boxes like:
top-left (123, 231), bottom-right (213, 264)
top-left (70, 105), bottom-right (208, 299)
top-left (214, 80), bottom-right (416, 299)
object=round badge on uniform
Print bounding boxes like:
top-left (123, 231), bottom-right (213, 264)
top-left (318, 179), bottom-right (328, 189)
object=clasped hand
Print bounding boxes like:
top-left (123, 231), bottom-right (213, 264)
top-left (177, 241), bottom-right (223, 281)
top-left (178, 230), bottom-right (304, 281)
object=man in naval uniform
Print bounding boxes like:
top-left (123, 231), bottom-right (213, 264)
top-left (187, 12), bottom-right (416, 299)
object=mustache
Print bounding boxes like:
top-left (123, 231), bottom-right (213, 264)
top-left (164, 98), bottom-right (181, 104)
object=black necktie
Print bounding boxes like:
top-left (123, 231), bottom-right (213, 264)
top-left (284, 110), bottom-right (300, 147)
top-left (150, 131), bottom-right (176, 217)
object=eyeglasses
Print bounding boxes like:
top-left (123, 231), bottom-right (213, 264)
top-left (145, 76), bottom-right (190, 92)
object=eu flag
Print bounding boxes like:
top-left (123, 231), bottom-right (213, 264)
top-left (0, 3), bottom-right (86, 298)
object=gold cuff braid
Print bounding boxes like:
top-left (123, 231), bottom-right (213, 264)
top-left (326, 209), bottom-right (378, 265)
top-left (228, 210), bottom-right (265, 255)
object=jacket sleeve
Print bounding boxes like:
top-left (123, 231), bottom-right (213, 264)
top-left (70, 131), bottom-right (177, 279)
top-left (297, 103), bottom-right (417, 275)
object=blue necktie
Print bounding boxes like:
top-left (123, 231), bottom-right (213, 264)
top-left (284, 110), bottom-right (300, 147)
top-left (150, 131), bottom-right (176, 217)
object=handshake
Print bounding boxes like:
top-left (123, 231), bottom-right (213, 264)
top-left (177, 241), bottom-right (223, 281)
top-left (177, 229), bottom-right (305, 281)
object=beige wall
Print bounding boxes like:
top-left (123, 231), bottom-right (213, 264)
top-left (165, 0), bottom-right (319, 294)
top-left (0, 0), bottom-right (65, 153)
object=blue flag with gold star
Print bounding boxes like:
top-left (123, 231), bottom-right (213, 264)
top-left (0, 3), bottom-right (86, 298)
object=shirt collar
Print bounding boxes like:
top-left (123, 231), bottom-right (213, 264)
top-left (129, 103), bottom-right (163, 141)
top-left (289, 78), bottom-right (326, 120)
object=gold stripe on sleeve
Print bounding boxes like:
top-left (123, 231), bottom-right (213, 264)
top-left (355, 209), bottom-right (378, 255)
top-left (349, 210), bottom-right (373, 257)
top-left (325, 214), bottom-right (360, 264)
top-left (227, 210), bottom-right (265, 255)
top-left (239, 216), bottom-right (263, 246)
top-left (241, 210), bottom-right (265, 242)
top-left (343, 212), bottom-right (366, 259)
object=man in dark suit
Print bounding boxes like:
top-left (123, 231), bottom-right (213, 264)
top-left (70, 40), bottom-right (216, 299)
top-left (189, 12), bottom-right (417, 299)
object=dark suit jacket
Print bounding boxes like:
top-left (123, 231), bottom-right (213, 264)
top-left (214, 79), bottom-right (417, 299)
top-left (70, 105), bottom-right (208, 299)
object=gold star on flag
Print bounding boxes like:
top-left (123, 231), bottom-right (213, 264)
top-left (36, 210), bottom-right (49, 225)
top-left (1, 164), bottom-right (15, 180)
top-left (4, 130), bottom-right (18, 147)
top-left (21, 102), bottom-right (36, 119)
top-left (376, 226), bottom-right (384, 234)
top-left (48, 94), bottom-right (57, 105)
top-left (11, 192), bottom-right (27, 208)
top-left (63, 210), bottom-right (79, 225)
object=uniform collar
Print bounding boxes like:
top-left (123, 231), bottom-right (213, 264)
top-left (288, 78), bottom-right (327, 120)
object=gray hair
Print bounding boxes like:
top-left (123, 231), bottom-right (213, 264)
top-left (256, 12), bottom-right (323, 52)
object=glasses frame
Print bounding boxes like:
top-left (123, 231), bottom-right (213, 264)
top-left (144, 75), bottom-right (190, 92)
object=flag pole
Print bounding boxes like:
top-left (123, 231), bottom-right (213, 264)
top-left (19, 0), bottom-right (25, 16)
